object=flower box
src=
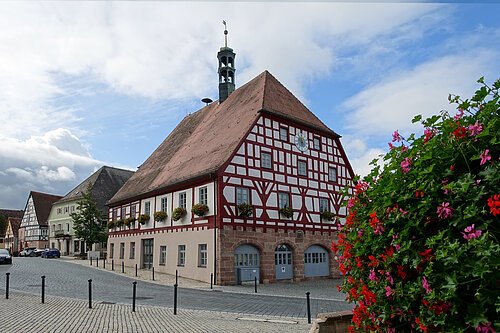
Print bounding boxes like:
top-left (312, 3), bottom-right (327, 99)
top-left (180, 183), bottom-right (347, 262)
top-left (138, 214), bottom-right (150, 225)
top-left (192, 203), bottom-right (209, 217)
top-left (154, 211), bottom-right (168, 222)
top-left (172, 207), bottom-right (187, 221)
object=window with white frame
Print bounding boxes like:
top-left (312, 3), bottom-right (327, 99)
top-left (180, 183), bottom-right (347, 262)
top-left (159, 246), bottom-right (167, 266)
top-left (179, 192), bottom-right (187, 210)
top-left (199, 187), bottom-right (208, 205)
top-left (280, 127), bottom-right (288, 141)
top-left (198, 244), bottom-right (207, 267)
top-left (328, 167), bottom-right (337, 182)
top-left (112, 209), bottom-right (117, 221)
top-left (298, 160), bottom-right (307, 176)
top-left (261, 152), bottom-right (272, 169)
top-left (144, 201), bottom-right (151, 215)
top-left (121, 207), bottom-right (126, 218)
top-left (236, 187), bottom-right (249, 205)
top-left (130, 242), bottom-right (135, 259)
top-left (64, 206), bottom-right (69, 213)
top-left (119, 243), bottom-right (125, 259)
top-left (313, 137), bottom-right (321, 150)
top-left (319, 198), bottom-right (329, 213)
top-left (178, 245), bottom-right (186, 266)
top-left (278, 192), bottom-right (290, 209)
top-left (160, 197), bottom-right (167, 212)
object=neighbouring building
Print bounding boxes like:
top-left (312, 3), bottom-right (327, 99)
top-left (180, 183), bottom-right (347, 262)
top-left (4, 217), bottom-right (22, 255)
top-left (19, 191), bottom-right (63, 249)
top-left (0, 209), bottom-right (24, 250)
top-left (107, 31), bottom-right (354, 285)
top-left (48, 166), bottom-right (134, 256)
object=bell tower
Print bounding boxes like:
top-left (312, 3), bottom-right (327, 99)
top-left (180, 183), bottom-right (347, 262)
top-left (217, 21), bottom-right (236, 103)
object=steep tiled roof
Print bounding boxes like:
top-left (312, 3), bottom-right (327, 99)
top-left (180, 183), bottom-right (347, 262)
top-left (109, 71), bottom-right (338, 205)
top-left (0, 209), bottom-right (24, 236)
top-left (31, 191), bottom-right (63, 226)
top-left (56, 166), bottom-right (134, 211)
top-left (7, 217), bottom-right (21, 235)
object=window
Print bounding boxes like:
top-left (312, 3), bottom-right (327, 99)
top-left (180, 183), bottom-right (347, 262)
top-left (298, 160), bottom-right (307, 176)
top-left (57, 208), bottom-right (62, 214)
top-left (304, 252), bottom-right (327, 264)
top-left (179, 192), bottom-right (187, 210)
top-left (236, 187), bottom-right (249, 205)
top-left (131, 204), bottom-right (136, 217)
top-left (198, 244), bottom-right (207, 267)
top-left (144, 201), bottom-right (151, 216)
top-left (279, 192), bottom-right (290, 209)
top-left (71, 206), bottom-right (75, 212)
top-left (199, 187), bottom-right (208, 206)
top-left (119, 243), bottom-right (125, 259)
top-left (178, 245), bottom-right (186, 266)
top-left (112, 209), bottom-right (117, 221)
top-left (121, 207), bottom-right (126, 218)
top-left (319, 198), bottom-right (329, 213)
top-left (66, 223), bottom-right (70, 231)
top-left (280, 127), bottom-right (288, 141)
top-left (313, 137), bottom-right (321, 150)
top-left (130, 242), bottom-right (135, 259)
top-left (64, 206), bottom-right (69, 213)
top-left (109, 243), bottom-right (114, 259)
top-left (261, 152), bottom-right (272, 169)
top-left (159, 246), bottom-right (167, 265)
top-left (328, 167), bottom-right (337, 182)
top-left (160, 197), bottom-right (167, 212)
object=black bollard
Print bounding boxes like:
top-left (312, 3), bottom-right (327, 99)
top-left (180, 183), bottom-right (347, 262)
top-left (103, 258), bottom-right (106, 269)
top-left (254, 276), bottom-right (258, 293)
top-left (41, 275), bottom-right (46, 304)
top-left (122, 261), bottom-right (124, 273)
top-left (6, 273), bottom-right (10, 299)
top-left (175, 270), bottom-right (178, 285)
top-left (88, 279), bottom-right (92, 309)
top-left (112, 259), bottom-right (114, 271)
top-left (306, 292), bottom-right (311, 324)
top-left (132, 281), bottom-right (137, 312)
top-left (210, 273), bottom-right (213, 290)
top-left (135, 264), bottom-right (138, 277)
top-left (173, 283), bottom-right (178, 315)
top-left (90, 257), bottom-right (93, 266)
top-left (96, 257), bottom-right (99, 268)
top-left (152, 267), bottom-right (155, 281)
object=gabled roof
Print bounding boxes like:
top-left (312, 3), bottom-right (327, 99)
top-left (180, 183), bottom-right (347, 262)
top-left (109, 71), bottom-right (338, 206)
top-left (30, 191), bottom-right (63, 226)
top-left (7, 217), bottom-right (21, 235)
top-left (0, 210), bottom-right (23, 236)
top-left (56, 166), bottom-right (134, 211)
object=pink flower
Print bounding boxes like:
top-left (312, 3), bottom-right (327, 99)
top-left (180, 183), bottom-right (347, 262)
top-left (468, 120), bottom-right (483, 136)
top-left (392, 130), bottom-right (401, 142)
top-left (386, 272), bottom-right (394, 285)
top-left (385, 286), bottom-right (393, 297)
top-left (476, 322), bottom-right (495, 333)
top-left (454, 108), bottom-right (464, 120)
top-left (369, 269), bottom-right (377, 281)
top-left (422, 276), bottom-right (432, 294)
top-left (388, 142), bottom-right (395, 150)
top-left (401, 158), bottom-right (412, 174)
top-left (388, 329), bottom-right (396, 333)
top-left (423, 128), bottom-right (437, 143)
top-left (401, 145), bottom-right (408, 153)
top-left (437, 202), bottom-right (453, 219)
top-left (395, 244), bottom-right (401, 251)
top-left (480, 149), bottom-right (491, 166)
top-left (462, 224), bottom-right (482, 240)
top-left (357, 230), bottom-right (363, 237)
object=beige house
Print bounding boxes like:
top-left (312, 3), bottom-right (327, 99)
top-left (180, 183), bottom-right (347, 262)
top-left (48, 166), bottom-right (134, 256)
top-left (4, 217), bottom-right (22, 255)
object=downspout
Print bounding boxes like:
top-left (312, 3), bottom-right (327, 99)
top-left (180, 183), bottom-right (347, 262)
top-left (213, 173), bottom-right (218, 285)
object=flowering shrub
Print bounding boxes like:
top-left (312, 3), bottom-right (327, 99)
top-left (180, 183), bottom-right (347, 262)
top-left (321, 211), bottom-right (336, 221)
top-left (115, 219), bottom-right (124, 227)
top-left (172, 207), bottom-right (186, 221)
top-left (237, 203), bottom-right (253, 218)
top-left (191, 204), bottom-right (209, 217)
top-left (279, 206), bottom-right (293, 218)
top-left (153, 211), bottom-right (167, 222)
top-left (138, 214), bottom-right (150, 225)
top-left (124, 217), bottom-right (135, 226)
top-left (107, 220), bottom-right (115, 229)
top-left (334, 78), bottom-right (499, 332)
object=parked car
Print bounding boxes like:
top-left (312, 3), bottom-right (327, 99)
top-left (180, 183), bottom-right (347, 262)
top-left (0, 249), bottom-right (12, 264)
top-left (42, 248), bottom-right (61, 259)
top-left (19, 247), bottom-right (36, 257)
top-left (31, 248), bottom-right (45, 257)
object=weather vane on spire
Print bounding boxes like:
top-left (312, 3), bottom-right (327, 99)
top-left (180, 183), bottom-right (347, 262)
top-left (223, 20), bottom-right (228, 47)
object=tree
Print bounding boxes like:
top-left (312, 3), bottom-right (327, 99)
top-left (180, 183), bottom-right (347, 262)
top-left (0, 214), bottom-right (6, 238)
top-left (70, 185), bottom-right (107, 252)
top-left (334, 78), bottom-right (499, 332)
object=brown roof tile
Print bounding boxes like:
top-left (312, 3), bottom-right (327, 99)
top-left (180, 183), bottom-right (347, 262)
top-left (7, 217), bottom-right (21, 235)
top-left (109, 71), bottom-right (337, 205)
top-left (30, 191), bottom-right (63, 226)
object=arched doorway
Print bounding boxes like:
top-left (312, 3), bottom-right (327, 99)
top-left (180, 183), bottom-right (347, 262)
top-left (275, 244), bottom-right (293, 280)
top-left (234, 244), bottom-right (260, 284)
top-left (304, 245), bottom-right (329, 277)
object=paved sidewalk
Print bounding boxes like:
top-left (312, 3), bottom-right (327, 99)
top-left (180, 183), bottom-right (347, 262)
top-left (0, 291), bottom-right (310, 333)
top-left (61, 256), bottom-right (347, 301)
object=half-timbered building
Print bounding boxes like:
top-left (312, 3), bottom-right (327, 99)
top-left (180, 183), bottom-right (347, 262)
top-left (107, 35), bottom-right (354, 285)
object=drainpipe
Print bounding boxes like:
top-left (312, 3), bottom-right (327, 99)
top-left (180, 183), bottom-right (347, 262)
top-left (213, 174), bottom-right (218, 285)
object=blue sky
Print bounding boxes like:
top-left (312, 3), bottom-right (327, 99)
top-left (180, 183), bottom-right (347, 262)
top-left (0, 2), bottom-right (499, 209)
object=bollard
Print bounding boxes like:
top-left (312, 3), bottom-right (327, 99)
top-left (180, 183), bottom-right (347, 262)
top-left (132, 281), bottom-right (137, 312)
top-left (122, 261), bottom-right (124, 273)
top-left (96, 257), bottom-right (99, 268)
top-left (175, 270), bottom-right (178, 285)
top-left (41, 275), bottom-right (46, 304)
top-left (88, 279), bottom-right (92, 309)
top-left (103, 258), bottom-right (106, 269)
top-left (152, 267), bottom-right (155, 281)
top-left (306, 291), bottom-right (311, 324)
top-left (6, 273), bottom-right (10, 299)
top-left (210, 273), bottom-right (213, 290)
top-left (112, 259), bottom-right (114, 271)
top-left (135, 264), bottom-right (138, 277)
top-left (173, 283), bottom-right (178, 315)
top-left (254, 276), bottom-right (258, 293)
top-left (90, 257), bottom-right (93, 266)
